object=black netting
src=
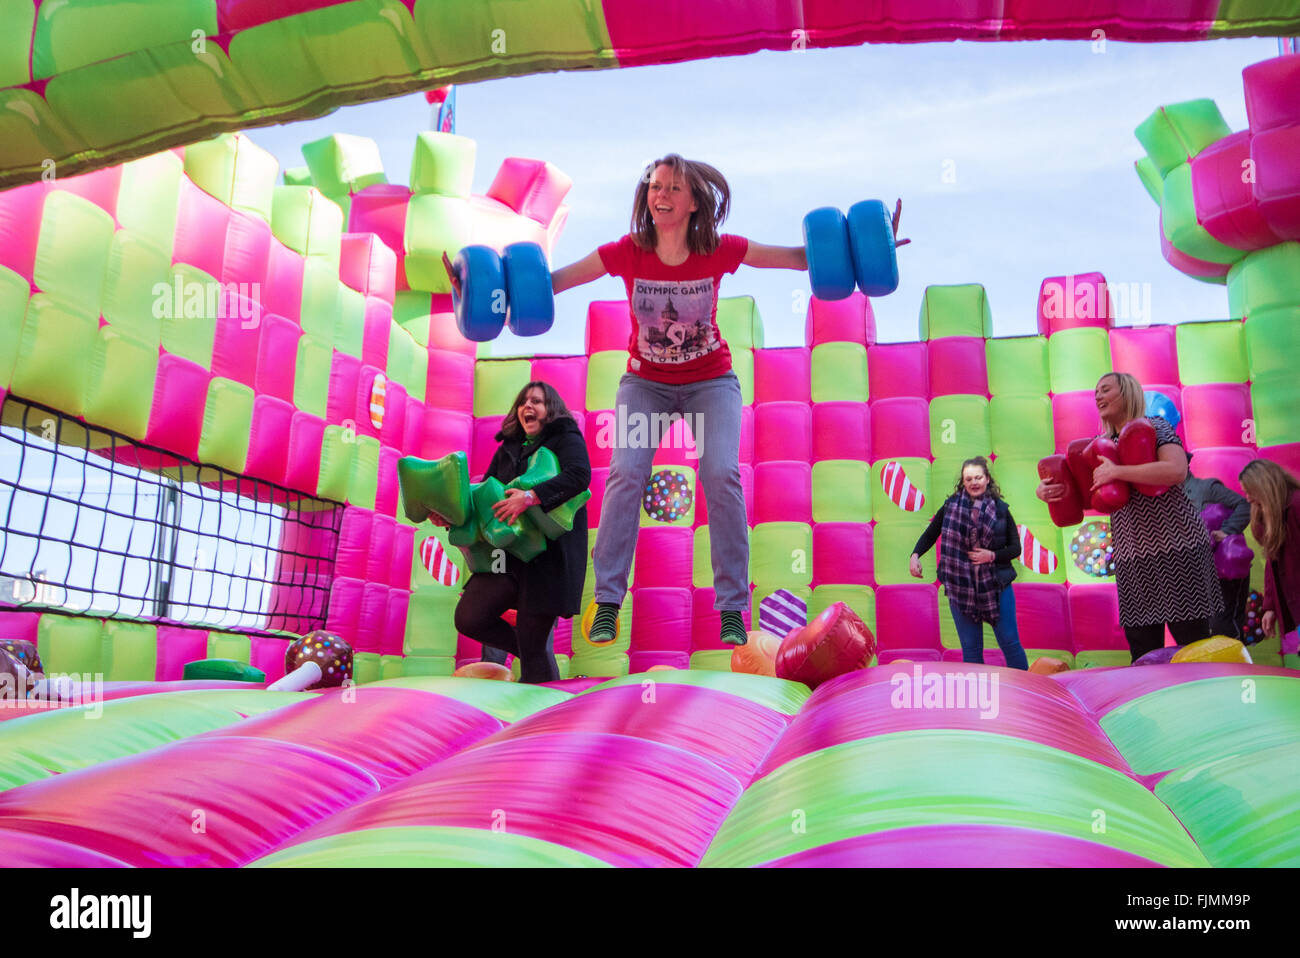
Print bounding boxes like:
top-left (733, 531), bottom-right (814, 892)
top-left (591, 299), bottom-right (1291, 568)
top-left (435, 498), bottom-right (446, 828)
top-left (0, 397), bottom-right (341, 635)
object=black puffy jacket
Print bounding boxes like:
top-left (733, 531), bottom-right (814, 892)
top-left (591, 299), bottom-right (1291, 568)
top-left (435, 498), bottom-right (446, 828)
top-left (912, 494), bottom-right (1022, 588)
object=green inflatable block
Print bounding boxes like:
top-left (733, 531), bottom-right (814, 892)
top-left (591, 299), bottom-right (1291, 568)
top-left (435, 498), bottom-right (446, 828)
top-left (1135, 99), bottom-right (1232, 176)
top-left (348, 434), bottom-right (381, 510)
top-left (588, 668), bottom-right (812, 711)
top-left (284, 166), bottom-right (313, 188)
top-left (316, 424), bottom-right (355, 502)
top-left (749, 522), bottom-right (813, 592)
top-left (929, 395), bottom-right (990, 461)
top-left (414, 0), bottom-right (614, 68)
top-left (687, 649), bottom-right (734, 673)
top-left (993, 456), bottom-right (1051, 525)
top-left (197, 378), bottom-right (254, 473)
top-left (732, 347), bottom-right (755, 405)
top-left (398, 451), bottom-right (471, 525)
top-left (1026, 648), bottom-right (1074, 666)
top-left (249, 825), bottom-right (610, 868)
top-left (927, 455), bottom-right (964, 506)
top-left (206, 631), bottom-right (252, 665)
top-left (334, 285), bottom-right (366, 359)
top-left (473, 358), bottom-right (531, 418)
top-left (32, 0), bottom-right (216, 78)
top-left (161, 264), bottom-right (219, 368)
top-left (693, 525), bottom-right (713, 588)
top-left (186, 133), bottom-right (279, 224)
top-left (1134, 156), bottom-right (1163, 205)
top-left (390, 329), bottom-right (427, 402)
top-left (585, 350), bottom-right (626, 410)
top-left (38, 615), bottom-right (104, 675)
top-left (986, 336), bottom-right (1049, 397)
top-left (352, 652), bottom-right (383, 685)
top-left (11, 295), bottom-right (97, 418)
top-left (990, 395), bottom-right (1054, 460)
top-left (1244, 307), bottom-right (1300, 382)
top-left (379, 655), bottom-right (405, 680)
top-left (182, 659), bottom-right (263, 682)
top-left (300, 257), bottom-right (342, 343)
top-left (0, 89), bottom-right (73, 182)
top-left (1176, 320), bottom-right (1247, 385)
top-left (869, 457), bottom-right (930, 522)
top-left (717, 295), bottom-right (764, 349)
top-left (809, 584), bottom-right (876, 634)
top-left (100, 619), bottom-right (156, 681)
top-left (302, 133), bottom-right (388, 198)
top-left (404, 587), bottom-right (460, 657)
top-left (568, 647), bottom-right (629, 679)
top-left (874, 516), bottom-right (933, 585)
top-left (1228, 242), bottom-right (1300, 319)
top-left (33, 190), bottom-right (115, 322)
top-left (1047, 327), bottom-right (1110, 395)
top-left (1074, 650), bottom-right (1131, 669)
top-left (294, 335), bottom-right (332, 417)
top-left (918, 284), bottom-right (993, 340)
top-left (1250, 373), bottom-right (1300, 448)
top-left (85, 326), bottom-right (158, 440)
top-left (510, 653), bottom-right (571, 681)
top-left (0, 2), bottom-right (34, 88)
top-left (410, 132), bottom-right (476, 197)
top-left (405, 193), bottom-right (474, 293)
top-left (811, 460), bottom-right (871, 523)
top-left (271, 186), bottom-right (343, 267)
top-left (102, 231), bottom-right (167, 347)
top-left (1161, 164), bottom-right (1246, 266)
top-left (810, 342), bottom-right (868, 402)
top-left (117, 152), bottom-right (183, 258)
top-left (0, 265), bottom-right (30, 388)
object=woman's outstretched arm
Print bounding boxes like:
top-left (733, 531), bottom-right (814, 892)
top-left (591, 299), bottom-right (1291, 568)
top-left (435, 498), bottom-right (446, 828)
top-left (552, 250), bottom-right (607, 294)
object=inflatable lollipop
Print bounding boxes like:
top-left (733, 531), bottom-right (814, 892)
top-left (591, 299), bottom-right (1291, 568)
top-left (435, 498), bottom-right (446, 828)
top-left (1, 639), bottom-right (42, 675)
top-left (267, 631), bottom-right (354, 691)
top-left (0, 644), bottom-right (29, 698)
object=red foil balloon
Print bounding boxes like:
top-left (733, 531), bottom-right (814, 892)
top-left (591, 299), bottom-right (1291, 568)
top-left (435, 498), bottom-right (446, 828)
top-left (1118, 418), bottom-right (1168, 497)
top-left (775, 602), bottom-right (875, 689)
top-left (1086, 437), bottom-right (1130, 513)
top-left (1037, 454), bottom-right (1083, 527)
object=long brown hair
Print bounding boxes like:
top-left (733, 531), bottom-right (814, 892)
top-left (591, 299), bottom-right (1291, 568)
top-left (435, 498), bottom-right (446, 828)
top-left (630, 154), bottom-right (731, 256)
top-left (952, 456), bottom-right (1003, 500)
top-left (498, 381), bottom-right (575, 442)
top-left (1239, 459), bottom-right (1300, 558)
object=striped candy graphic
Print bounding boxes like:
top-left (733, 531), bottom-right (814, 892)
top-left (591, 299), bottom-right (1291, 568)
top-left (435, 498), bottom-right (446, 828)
top-left (369, 373), bottom-right (387, 431)
top-left (420, 535), bottom-right (460, 586)
top-left (880, 460), bottom-right (925, 512)
top-left (1017, 524), bottom-right (1058, 575)
top-left (759, 588), bottom-right (807, 638)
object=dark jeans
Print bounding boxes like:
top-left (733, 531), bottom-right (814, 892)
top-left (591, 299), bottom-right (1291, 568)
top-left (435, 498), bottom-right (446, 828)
top-left (454, 572), bottom-right (559, 684)
top-left (1124, 618), bottom-right (1211, 663)
top-left (948, 585), bottom-right (1029, 670)
top-left (1210, 577), bottom-right (1250, 641)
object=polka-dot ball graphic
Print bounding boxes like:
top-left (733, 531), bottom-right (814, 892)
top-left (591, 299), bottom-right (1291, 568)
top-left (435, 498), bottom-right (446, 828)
top-left (642, 469), bottom-right (693, 523)
top-left (1070, 520), bottom-right (1114, 578)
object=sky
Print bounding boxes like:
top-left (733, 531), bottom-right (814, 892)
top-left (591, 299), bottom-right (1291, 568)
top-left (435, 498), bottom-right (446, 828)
top-left (245, 36), bottom-right (1282, 355)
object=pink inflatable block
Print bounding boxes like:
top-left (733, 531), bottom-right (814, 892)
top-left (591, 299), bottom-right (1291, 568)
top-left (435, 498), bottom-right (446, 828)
top-left (1260, 442), bottom-right (1300, 479)
top-left (376, 446), bottom-right (401, 517)
top-left (805, 292), bottom-right (874, 346)
top-left (1182, 384), bottom-right (1251, 450)
top-left (927, 337), bottom-right (987, 397)
top-left (690, 587), bottom-right (751, 652)
top-left (739, 405), bottom-right (754, 465)
top-left (870, 397), bottom-right (930, 459)
top-left (486, 158), bottom-right (572, 227)
top-left (585, 410), bottom-right (613, 468)
top-left (1109, 326), bottom-right (1178, 386)
top-left (812, 522), bottom-right (874, 586)
top-left (326, 353), bottom-right (363, 427)
top-left (339, 232), bottom-right (397, 304)
top-left (422, 410), bottom-right (472, 460)
top-left (876, 648), bottom-right (942, 665)
top-left (325, 576), bottom-right (365, 646)
top-left (1186, 446), bottom-right (1256, 494)
top-left (380, 592), bottom-right (409, 655)
top-left (1252, 126), bottom-right (1300, 241)
top-left (1036, 273), bottom-right (1114, 336)
top-left (1191, 130), bottom-right (1282, 250)
top-left (531, 356), bottom-right (587, 413)
top-left (353, 366), bottom-right (385, 440)
top-left (401, 396), bottom-right (425, 456)
top-left (553, 616), bottom-right (573, 656)
top-left (244, 395), bottom-right (294, 484)
top-left (812, 402), bottom-right (870, 461)
top-left (210, 302), bottom-right (262, 387)
top-left (0, 829), bottom-right (130, 868)
top-left (753, 461), bottom-right (812, 523)
top-left (390, 523), bottom-right (416, 590)
top-left (348, 184), bottom-right (412, 290)
top-left (586, 300), bottom-right (633, 355)
top-left (380, 380), bottom-right (408, 449)
top-left (755, 348), bottom-right (811, 403)
top-left (1010, 583), bottom-right (1070, 650)
top-left (875, 584), bottom-right (941, 651)
top-left (631, 527), bottom-right (692, 589)
top-left (1243, 54), bottom-right (1300, 133)
top-left (426, 302), bottom-right (476, 356)
top-left (56, 166), bottom-right (122, 220)
top-left (335, 508), bottom-right (373, 580)
top-left (354, 582), bottom-right (389, 654)
top-left (587, 466), bottom-right (608, 526)
top-left (629, 587), bottom-right (693, 653)
top-left (366, 514), bottom-right (396, 584)
top-left (470, 417), bottom-right (499, 478)
top-left (284, 411), bottom-right (326, 494)
top-left (694, 462), bottom-right (753, 527)
top-left (145, 355), bottom-right (209, 459)
top-left (249, 635), bottom-right (290, 684)
top-left (263, 238), bottom-right (304, 325)
top-left (754, 402), bottom-right (812, 463)
top-left (467, 194), bottom-right (549, 253)
top-left (1068, 582), bottom-right (1127, 652)
top-left (216, 1), bottom-right (344, 33)
top-left (868, 342), bottom-right (929, 399)
top-left (221, 210), bottom-right (271, 289)
top-left (0, 181), bottom-right (48, 281)
top-left (1159, 214), bottom-right (1232, 279)
top-left (1051, 391), bottom-right (1102, 454)
top-left (154, 624), bottom-right (209, 680)
top-left (629, 651), bottom-right (691, 673)
top-left (362, 297), bottom-right (393, 370)
top-left (0, 610), bottom-right (40, 644)
top-left (651, 417), bottom-right (698, 468)
top-left (425, 349), bottom-right (474, 415)
top-left (255, 314), bottom-right (300, 403)
top-left (941, 647), bottom-right (1005, 666)
top-left (173, 178), bottom-right (230, 280)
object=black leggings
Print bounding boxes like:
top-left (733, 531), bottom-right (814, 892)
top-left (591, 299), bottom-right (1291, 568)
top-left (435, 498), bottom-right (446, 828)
top-left (454, 572), bottom-right (559, 684)
top-left (1123, 618), bottom-right (1211, 663)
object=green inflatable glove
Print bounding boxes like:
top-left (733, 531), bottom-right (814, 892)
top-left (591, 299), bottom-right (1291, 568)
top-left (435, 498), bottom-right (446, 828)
top-left (397, 447), bottom-right (590, 573)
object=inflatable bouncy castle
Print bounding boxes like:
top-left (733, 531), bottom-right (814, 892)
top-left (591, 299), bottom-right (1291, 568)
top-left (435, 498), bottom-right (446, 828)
top-left (0, 5), bottom-right (1297, 869)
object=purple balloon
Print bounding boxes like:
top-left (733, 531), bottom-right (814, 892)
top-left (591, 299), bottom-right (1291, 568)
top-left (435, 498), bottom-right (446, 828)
top-left (1215, 533), bottom-right (1255, 579)
top-left (1134, 645), bottom-right (1179, 666)
top-left (1201, 503), bottom-right (1231, 533)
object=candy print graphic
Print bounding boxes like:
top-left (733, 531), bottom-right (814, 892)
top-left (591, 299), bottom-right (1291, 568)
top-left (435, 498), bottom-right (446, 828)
top-left (880, 461), bottom-right (925, 512)
top-left (1017, 524), bottom-right (1059, 575)
top-left (420, 535), bottom-right (460, 586)
top-left (369, 373), bottom-right (387, 430)
top-left (643, 469), bottom-right (693, 522)
top-left (759, 589), bottom-right (807, 638)
top-left (1070, 520), bottom-right (1114, 578)
top-left (631, 277), bottom-right (720, 365)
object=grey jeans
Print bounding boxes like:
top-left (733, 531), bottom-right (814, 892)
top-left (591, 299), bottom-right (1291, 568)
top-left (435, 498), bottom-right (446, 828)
top-left (594, 371), bottom-right (749, 610)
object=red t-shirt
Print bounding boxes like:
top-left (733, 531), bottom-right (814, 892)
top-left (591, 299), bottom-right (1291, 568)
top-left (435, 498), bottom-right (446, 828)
top-left (597, 233), bottom-right (749, 384)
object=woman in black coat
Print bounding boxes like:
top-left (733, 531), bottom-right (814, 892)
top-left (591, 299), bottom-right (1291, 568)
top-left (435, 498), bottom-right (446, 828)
top-left (432, 381), bottom-right (590, 683)
top-left (908, 456), bottom-right (1028, 669)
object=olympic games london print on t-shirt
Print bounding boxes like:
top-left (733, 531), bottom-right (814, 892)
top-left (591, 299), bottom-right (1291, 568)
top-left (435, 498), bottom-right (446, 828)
top-left (631, 277), bottom-right (721, 365)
